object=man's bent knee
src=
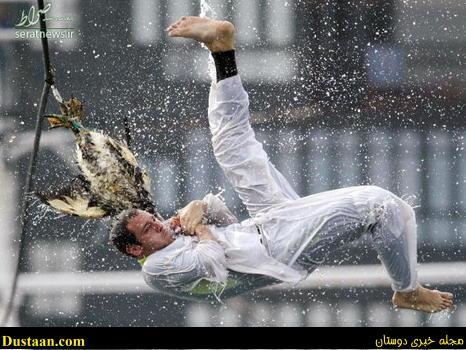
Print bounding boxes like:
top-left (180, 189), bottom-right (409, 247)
top-left (358, 186), bottom-right (415, 231)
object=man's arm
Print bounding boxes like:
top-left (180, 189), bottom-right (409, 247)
top-left (195, 223), bottom-right (217, 241)
top-left (203, 193), bottom-right (238, 226)
top-left (176, 194), bottom-right (238, 234)
top-left (143, 226), bottom-right (228, 294)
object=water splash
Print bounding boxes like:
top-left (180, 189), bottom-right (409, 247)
top-left (34, 203), bottom-right (56, 223)
top-left (51, 85), bottom-right (63, 103)
top-left (199, 0), bottom-right (216, 82)
top-left (200, 0), bottom-right (215, 18)
top-left (400, 194), bottom-right (420, 210)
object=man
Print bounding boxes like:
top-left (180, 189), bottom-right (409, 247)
top-left (110, 16), bottom-right (454, 312)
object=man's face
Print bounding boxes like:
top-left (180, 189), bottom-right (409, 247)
top-left (126, 211), bottom-right (175, 257)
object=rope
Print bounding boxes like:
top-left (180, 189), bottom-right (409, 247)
top-left (1, 0), bottom-right (54, 326)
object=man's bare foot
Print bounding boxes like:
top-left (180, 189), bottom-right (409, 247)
top-left (392, 284), bottom-right (454, 313)
top-left (167, 16), bottom-right (235, 52)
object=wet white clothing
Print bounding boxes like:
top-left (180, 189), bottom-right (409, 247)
top-left (142, 75), bottom-right (418, 301)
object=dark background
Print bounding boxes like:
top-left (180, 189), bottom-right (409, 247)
top-left (0, 0), bottom-right (464, 326)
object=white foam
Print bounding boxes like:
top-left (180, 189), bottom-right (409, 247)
top-left (199, 0), bottom-right (217, 82)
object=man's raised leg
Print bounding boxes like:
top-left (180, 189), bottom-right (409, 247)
top-left (167, 16), bottom-right (299, 216)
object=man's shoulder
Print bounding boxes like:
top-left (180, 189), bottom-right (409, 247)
top-left (142, 236), bottom-right (194, 273)
top-left (142, 239), bottom-right (180, 267)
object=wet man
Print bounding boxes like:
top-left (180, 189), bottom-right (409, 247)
top-left (110, 16), bottom-right (453, 312)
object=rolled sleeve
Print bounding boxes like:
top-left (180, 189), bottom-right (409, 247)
top-left (203, 193), bottom-right (239, 226)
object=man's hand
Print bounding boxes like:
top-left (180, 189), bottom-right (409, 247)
top-left (177, 200), bottom-right (207, 235)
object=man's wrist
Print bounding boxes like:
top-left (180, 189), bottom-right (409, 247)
top-left (200, 200), bottom-right (208, 224)
top-left (195, 224), bottom-right (214, 241)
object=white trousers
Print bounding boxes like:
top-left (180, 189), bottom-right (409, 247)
top-left (209, 75), bottom-right (418, 292)
top-left (257, 186), bottom-right (418, 292)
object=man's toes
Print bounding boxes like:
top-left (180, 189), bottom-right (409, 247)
top-left (442, 299), bottom-right (452, 307)
top-left (441, 300), bottom-right (453, 308)
top-left (442, 295), bottom-right (453, 303)
top-left (174, 16), bottom-right (189, 26)
top-left (443, 292), bottom-right (454, 300)
top-left (168, 28), bottom-right (182, 37)
top-left (441, 303), bottom-right (451, 310)
top-left (440, 294), bottom-right (453, 302)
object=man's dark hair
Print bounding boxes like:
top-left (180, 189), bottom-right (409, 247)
top-left (109, 208), bottom-right (141, 257)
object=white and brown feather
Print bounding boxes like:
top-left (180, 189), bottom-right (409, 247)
top-left (38, 130), bottom-right (157, 219)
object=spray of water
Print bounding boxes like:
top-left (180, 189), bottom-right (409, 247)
top-left (199, 0), bottom-right (217, 82)
top-left (34, 203), bottom-right (56, 223)
top-left (51, 85), bottom-right (63, 103)
top-left (200, 0), bottom-right (214, 18)
top-left (400, 194), bottom-right (420, 210)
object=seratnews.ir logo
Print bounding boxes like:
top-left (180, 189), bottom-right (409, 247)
top-left (15, 2), bottom-right (75, 40)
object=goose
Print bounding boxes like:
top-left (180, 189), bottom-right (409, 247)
top-left (37, 96), bottom-right (161, 220)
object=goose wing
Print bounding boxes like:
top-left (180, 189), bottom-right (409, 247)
top-left (36, 176), bottom-right (109, 219)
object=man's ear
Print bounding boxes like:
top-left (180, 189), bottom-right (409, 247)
top-left (126, 244), bottom-right (143, 258)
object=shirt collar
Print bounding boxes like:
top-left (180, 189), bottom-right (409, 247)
top-left (137, 256), bottom-right (147, 266)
